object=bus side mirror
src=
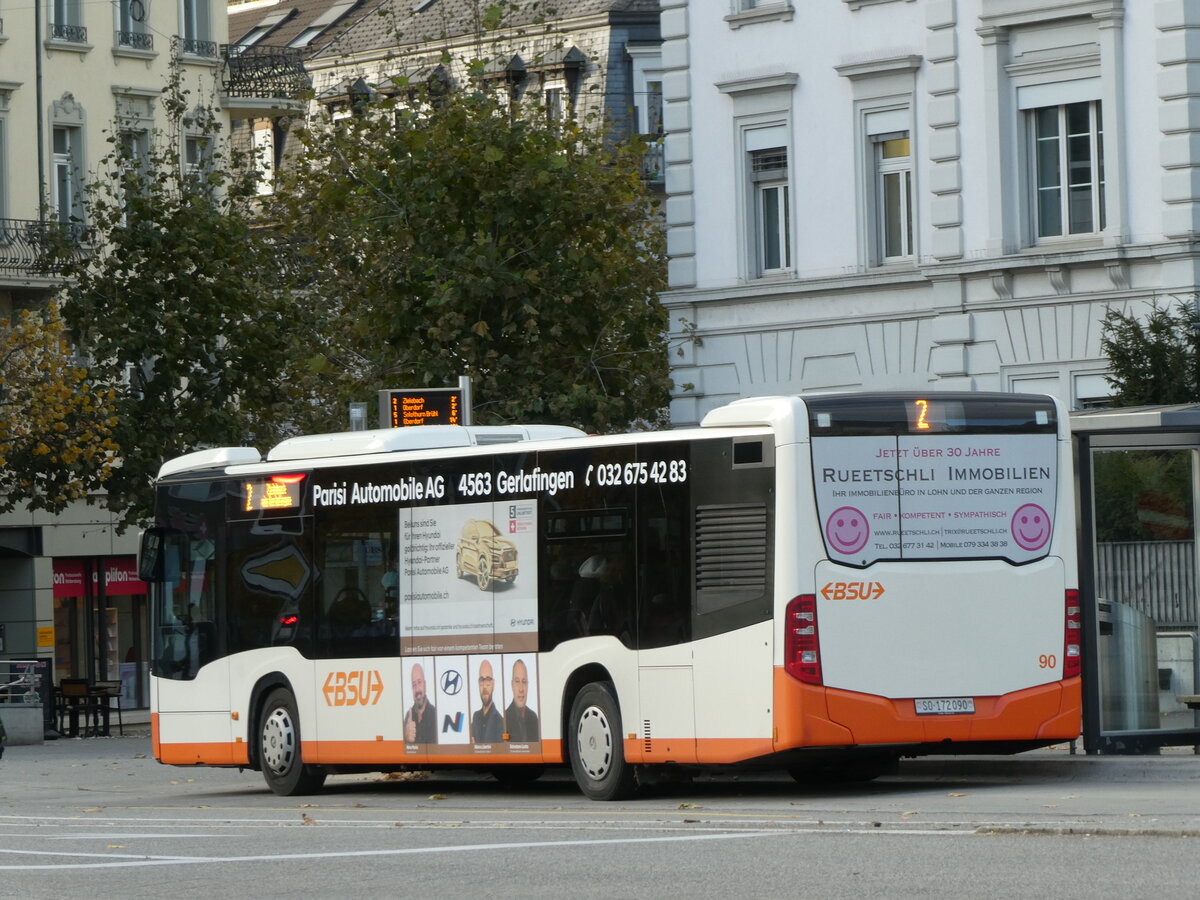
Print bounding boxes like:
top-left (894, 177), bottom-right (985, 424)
top-left (138, 528), bottom-right (167, 582)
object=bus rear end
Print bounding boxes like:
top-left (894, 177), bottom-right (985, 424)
top-left (774, 393), bottom-right (1080, 763)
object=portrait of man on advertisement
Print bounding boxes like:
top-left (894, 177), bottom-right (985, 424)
top-left (404, 661), bottom-right (438, 744)
top-left (504, 658), bottom-right (539, 742)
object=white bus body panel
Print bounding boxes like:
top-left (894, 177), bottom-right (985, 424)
top-left (152, 658), bottom-right (232, 746)
top-left (815, 557), bottom-right (1067, 698)
top-left (692, 620), bottom-right (773, 739)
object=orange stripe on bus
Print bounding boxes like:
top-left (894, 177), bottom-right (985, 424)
top-left (151, 712), bottom-right (161, 760)
top-left (773, 668), bottom-right (1081, 748)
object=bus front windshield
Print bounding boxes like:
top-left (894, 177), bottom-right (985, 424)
top-left (150, 484), bottom-right (223, 680)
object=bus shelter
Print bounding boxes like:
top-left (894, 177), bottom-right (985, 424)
top-left (1072, 404), bottom-right (1200, 753)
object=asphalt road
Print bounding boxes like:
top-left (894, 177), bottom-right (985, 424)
top-left (2, 734), bottom-right (1199, 898)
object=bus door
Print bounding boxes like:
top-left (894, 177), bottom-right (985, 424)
top-left (636, 442), bottom-right (696, 763)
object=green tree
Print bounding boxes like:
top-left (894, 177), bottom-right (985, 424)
top-left (0, 304), bottom-right (119, 513)
top-left (49, 72), bottom-right (294, 528)
top-left (269, 81), bottom-right (671, 434)
top-left (1100, 300), bottom-right (1200, 406)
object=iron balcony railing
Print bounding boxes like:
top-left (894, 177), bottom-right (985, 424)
top-left (49, 22), bottom-right (88, 43)
top-left (0, 218), bottom-right (89, 276)
top-left (180, 37), bottom-right (219, 58)
top-left (221, 44), bottom-right (310, 100)
top-left (117, 30), bottom-right (154, 51)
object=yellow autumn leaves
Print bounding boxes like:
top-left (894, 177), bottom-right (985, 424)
top-left (0, 304), bottom-right (119, 511)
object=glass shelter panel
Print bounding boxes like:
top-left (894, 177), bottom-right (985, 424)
top-left (1091, 448), bottom-right (1200, 736)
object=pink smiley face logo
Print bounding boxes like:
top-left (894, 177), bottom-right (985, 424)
top-left (826, 506), bottom-right (869, 555)
top-left (1011, 503), bottom-right (1051, 551)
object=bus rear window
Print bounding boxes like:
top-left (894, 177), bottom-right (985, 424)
top-left (811, 417), bottom-right (1059, 566)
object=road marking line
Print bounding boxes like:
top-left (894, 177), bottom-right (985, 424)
top-left (0, 830), bottom-right (781, 870)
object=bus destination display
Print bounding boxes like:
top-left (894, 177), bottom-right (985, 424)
top-left (243, 476), bottom-right (302, 513)
top-left (382, 389), bottom-right (462, 428)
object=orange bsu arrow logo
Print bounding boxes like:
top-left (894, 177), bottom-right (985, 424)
top-left (820, 581), bottom-right (885, 601)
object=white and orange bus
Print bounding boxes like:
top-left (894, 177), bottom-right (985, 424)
top-left (139, 392), bottom-right (1081, 799)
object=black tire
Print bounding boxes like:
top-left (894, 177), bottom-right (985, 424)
top-left (490, 764), bottom-right (546, 786)
top-left (568, 681), bottom-right (637, 801)
top-left (259, 687), bottom-right (326, 796)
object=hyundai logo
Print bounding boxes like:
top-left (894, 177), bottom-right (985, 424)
top-left (440, 669), bottom-right (463, 695)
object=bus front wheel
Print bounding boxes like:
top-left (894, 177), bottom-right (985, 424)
top-left (259, 687), bottom-right (327, 796)
top-left (568, 681), bottom-right (637, 801)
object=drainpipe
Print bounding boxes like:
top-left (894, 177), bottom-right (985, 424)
top-left (35, 0), bottom-right (46, 224)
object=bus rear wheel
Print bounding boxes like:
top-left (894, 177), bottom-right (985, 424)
top-left (569, 681), bottom-right (637, 801)
top-left (259, 687), bottom-right (326, 796)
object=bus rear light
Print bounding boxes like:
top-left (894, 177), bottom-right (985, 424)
top-left (279, 615), bottom-right (299, 627)
top-left (785, 594), bottom-right (822, 685)
top-left (1063, 589), bottom-right (1081, 679)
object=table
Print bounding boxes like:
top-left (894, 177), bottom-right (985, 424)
top-left (56, 682), bottom-right (110, 737)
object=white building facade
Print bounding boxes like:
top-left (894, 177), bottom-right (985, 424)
top-left (662, 0), bottom-right (1196, 425)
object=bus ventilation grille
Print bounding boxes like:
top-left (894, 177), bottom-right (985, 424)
top-left (643, 720), bottom-right (653, 755)
top-left (695, 503), bottom-right (769, 612)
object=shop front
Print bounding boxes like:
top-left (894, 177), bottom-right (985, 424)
top-left (52, 557), bottom-right (149, 710)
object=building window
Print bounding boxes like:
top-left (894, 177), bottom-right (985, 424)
top-left (184, 134), bottom-right (212, 185)
top-left (289, 0), bottom-right (357, 49)
top-left (117, 0), bottom-right (153, 50)
top-left (543, 82), bottom-right (564, 122)
top-left (118, 130), bottom-right (150, 179)
top-left (180, 0), bottom-right (214, 55)
top-left (726, 0), bottom-right (795, 28)
top-left (51, 0), bottom-right (87, 42)
top-left (1031, 100), bottom-right (1104, 240)
top-left (52, 125), bottom-right (83, 228)
top-left (234, 10), bottom-right (291, 49)
top-left (117, 130), bottom-right (150, 209)
top-left (252, 124), bottom-right (275, 196)
top-left (874, 131), bottom-right (913, 261)
top-left (751, 147), bottom-right (790, 274)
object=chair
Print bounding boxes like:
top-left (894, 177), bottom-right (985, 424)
top-left (58, 678), bottom-right (103, 737)
top-left (93, 681), bottom-right (124, 736)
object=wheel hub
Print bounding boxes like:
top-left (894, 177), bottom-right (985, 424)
top-left (576, 706), bottom-right (612, 779)
top-left (262, 707), bottom-right (297, 774)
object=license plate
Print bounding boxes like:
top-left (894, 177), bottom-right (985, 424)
top-left (914, 697), bottom-right (975, 716)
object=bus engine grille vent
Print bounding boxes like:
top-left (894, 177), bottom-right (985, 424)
top-left (643, 720), bottom-right (652, 754)
top-left (695, 503), bottom-right (769, 614)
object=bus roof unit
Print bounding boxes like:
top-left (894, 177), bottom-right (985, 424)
top-left (266, 424), bottom-right (587, 463)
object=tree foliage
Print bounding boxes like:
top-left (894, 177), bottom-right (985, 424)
top-left (1100, 300), bottom-right (1200, 406)
top-left (49, 72), bottom-right (294, 528)
top-left (0, 304), bottom-right (119, 513)
top-left (269, 82), bottom-right (671, 434)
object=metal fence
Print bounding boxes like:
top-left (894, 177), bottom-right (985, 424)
top-left (0, 661), bottom-right (44, 708)
top-left (1096, 540), bottom-right (1198, 628)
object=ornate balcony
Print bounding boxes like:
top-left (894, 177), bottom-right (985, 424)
top-left (117, 30), bottom-right (154, 51)
top-left (49, 22), bottom-right (88, 44)
top-left (0, 219), bottom-right (88, 278)
top-left (180, 38), bottom-right (219, 58)
top-left (220, 45), bottom-right (310, 118)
